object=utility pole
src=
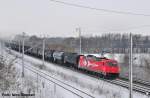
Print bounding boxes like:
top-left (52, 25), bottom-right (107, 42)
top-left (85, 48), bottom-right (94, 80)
top-left (19, 40), bottom-right (21, 53)
top-left (86, 39), bottom-right (89, 53)
top-left (1, 40), bottom-right (3, 57)
top-left (79, 28), bottom-right (82, 54)
top-left (76, 28), bottom-right (82, 54)
top-left (22, 32), bottom-right (25, 77)
top-left (42, 36), bottom-right (45, 66)
top-left (129, 33), bottom-right (133, 98)
top-left (0, 40), bottom-right (2, 56)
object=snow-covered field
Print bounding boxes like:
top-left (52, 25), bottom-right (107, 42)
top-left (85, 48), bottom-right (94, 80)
top-left (0, 47), bottom-right (148, 98)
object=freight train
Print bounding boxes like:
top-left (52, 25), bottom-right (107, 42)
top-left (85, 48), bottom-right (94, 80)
top-left (6, 42), bottom-right (120, 79)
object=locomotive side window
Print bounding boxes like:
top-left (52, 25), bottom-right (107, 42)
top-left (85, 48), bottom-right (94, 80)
top-left (107, 62), bottom-right (118, 66)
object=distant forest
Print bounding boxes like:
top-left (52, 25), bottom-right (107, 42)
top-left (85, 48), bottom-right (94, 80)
top-left (13, 33), bottom-right (150, 53)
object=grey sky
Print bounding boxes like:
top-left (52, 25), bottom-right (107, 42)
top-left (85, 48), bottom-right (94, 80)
top-left (0, 0), bottom-right (150, 38)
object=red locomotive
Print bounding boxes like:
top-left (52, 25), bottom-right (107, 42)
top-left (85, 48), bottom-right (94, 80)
top-left (78, 54), bottom-right (120, 78)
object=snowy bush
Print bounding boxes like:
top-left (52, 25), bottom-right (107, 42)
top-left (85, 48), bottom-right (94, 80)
top-left (0, 55), bottom-right (18, 91)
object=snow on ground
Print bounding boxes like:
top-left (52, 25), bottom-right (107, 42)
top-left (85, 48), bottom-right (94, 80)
top-left (2, 48), bottom-right (148, 98)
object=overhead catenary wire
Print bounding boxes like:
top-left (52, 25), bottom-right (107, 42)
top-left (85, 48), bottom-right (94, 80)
top-left (105, 25), bottom-right (150, 32)
top-left (49, 0), bottom-right (150, 17)
top-left (85, 24), bottom-right (150, 33)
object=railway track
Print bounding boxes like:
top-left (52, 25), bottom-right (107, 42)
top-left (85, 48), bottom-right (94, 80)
top-left (7, 48), bottom-right (150, 96)
top-left (119, 76), bottom-right (150, 87)
top-left (108, 79), bottom-right (150, 95)
top-left (20, 62), bottom-right (95, 98)
top-left (134, 78), bottom-right (150, 87)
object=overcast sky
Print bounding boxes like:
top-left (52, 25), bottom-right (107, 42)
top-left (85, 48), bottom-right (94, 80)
top-left (0, 0), bottom-right (150, 38)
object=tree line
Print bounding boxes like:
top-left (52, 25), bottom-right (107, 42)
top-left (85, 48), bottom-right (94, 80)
top-left (13, 33), bottom-right (150, 53)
